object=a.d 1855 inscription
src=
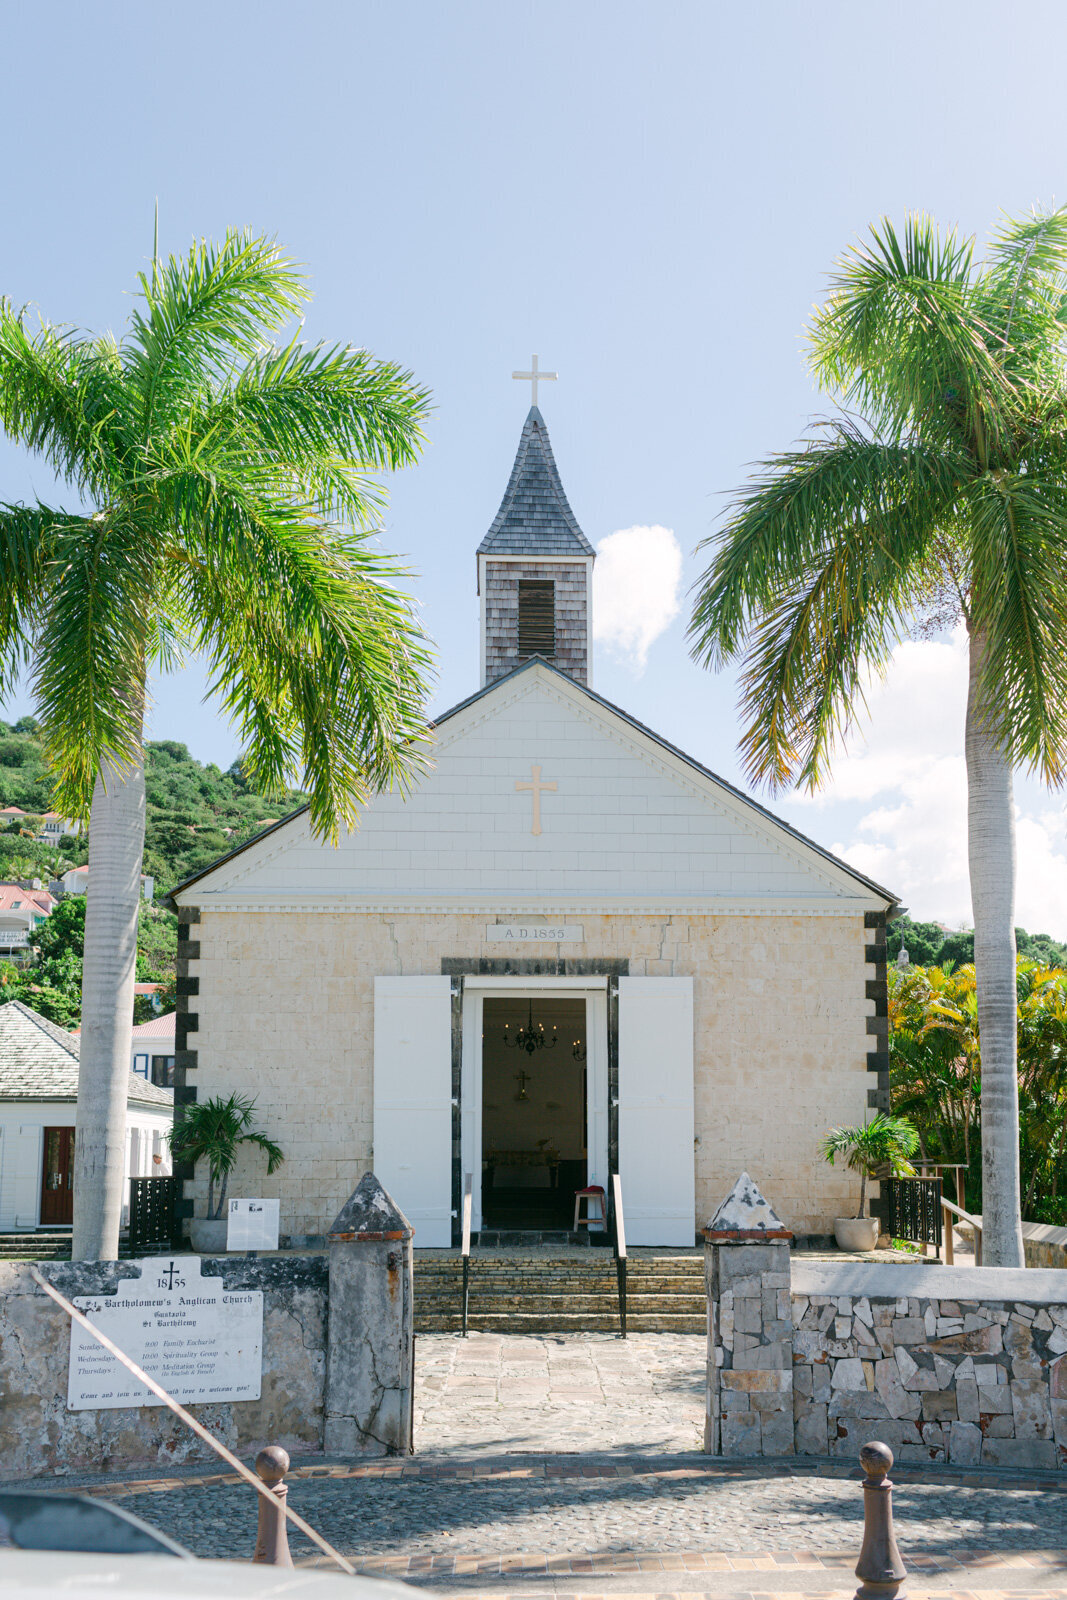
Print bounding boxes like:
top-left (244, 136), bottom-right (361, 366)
top-left (68, 1256), bottom-right (262, 1410)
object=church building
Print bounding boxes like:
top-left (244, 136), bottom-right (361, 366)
top-left (171, 402), bottom-right (897, 1248)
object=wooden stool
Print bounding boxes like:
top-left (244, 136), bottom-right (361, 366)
top-left (574, 1185), bottom-right (606, 1230)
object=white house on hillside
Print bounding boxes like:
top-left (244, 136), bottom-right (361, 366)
top-left (0, 1001), bottom-right (173, 1232)
top-left (0, 884), bottom-right (56, 962)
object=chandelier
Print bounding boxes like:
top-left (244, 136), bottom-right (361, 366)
top-left (503, 1001), bottom-right (558, 1055)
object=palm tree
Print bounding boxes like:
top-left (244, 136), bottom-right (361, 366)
top-left (690, 207), bottom-right (1067, 1265)
top-left (0, 231), bottom-right (433, 1260)
top-left (168, 1093), bottom-right (284, 1221)
top-left (821, 1112), bottom-right (919, 1220)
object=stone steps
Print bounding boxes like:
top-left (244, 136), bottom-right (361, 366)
top-left (414, 1252), bottom-right (705, 1332)
top-left (0, 1232), bottom-right (72, 1259)
top-left (417, 1311), bottom-right (705, 1333)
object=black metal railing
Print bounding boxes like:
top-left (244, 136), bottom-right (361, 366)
top-left (881, 1176), bottom-right (942, 1249)
top-left (610, 1173), bottom-right (627, 1339)
top-left (129, 1176), bottom-right (181, 1255)
top-left (460, 1172), bottom-right (473, 1337)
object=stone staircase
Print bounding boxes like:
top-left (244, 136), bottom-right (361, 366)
top-left (0, 1231), bottom-right (72, 1260)
top-left (414, 1251), bottom-right (705, 1333)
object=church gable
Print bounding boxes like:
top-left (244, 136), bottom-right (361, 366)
top-left (174, 661), bottom-right (891, 912)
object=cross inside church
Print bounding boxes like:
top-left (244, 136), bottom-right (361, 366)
top-left (171, 387), bottom-right (894, 1249)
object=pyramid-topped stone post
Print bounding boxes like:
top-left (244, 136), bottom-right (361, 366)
top-left (324, 1173), bottom-right (414, 1456)
top-left (703, 1172), bottom-right (794, 1457)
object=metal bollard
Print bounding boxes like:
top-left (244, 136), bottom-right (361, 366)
top-left (854, 1441), bottom-right (907, 1600)
top-left (252, 1445), bottom-right (293, 1567)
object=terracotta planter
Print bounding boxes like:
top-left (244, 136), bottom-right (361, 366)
top-left (188, 1217), bottom-right (228, 1253)
top-left (834, 1216), bottom-right (879, 1252)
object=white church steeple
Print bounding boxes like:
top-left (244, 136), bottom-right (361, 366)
top-left (477, 403), bottom-right (595, 687)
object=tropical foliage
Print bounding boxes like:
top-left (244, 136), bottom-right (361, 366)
top-left (0, 895), bottom-right (178, 1027)
top-left (0, 718), bottom-right (305, 891)
top-left (168, 1093), bottom-right (284, 1220)
top-left (690, 204), bottom-right (1067, 1264)
top-left (889, 959), bottom-right (1067, 1222)
top-left (821, 1113), bottom-right (919, 1218)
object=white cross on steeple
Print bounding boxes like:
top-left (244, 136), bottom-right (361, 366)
top-left (512, 354), bottom-right (557, 408)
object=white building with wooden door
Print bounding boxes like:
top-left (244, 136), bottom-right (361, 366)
top-left (0, 1001), bottom-right (173, 1233)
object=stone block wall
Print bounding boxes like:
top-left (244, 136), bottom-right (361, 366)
top-left (1023, 1222), bottom-right (1067, 1270)
top-left (186, 911), bottom-right (872, 1242)
top-left (0, 1256), bottom-right (327, 1480)
top-left (789, 1264), bottom-right (1067, 1470)
top-left (706, 1238), bottom-right (794, 1455)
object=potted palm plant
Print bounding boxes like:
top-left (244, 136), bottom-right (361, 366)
top-left (168, 1093), bottom-right (284, 1252)
top-left (821, 1113), bottom-right (919, 1252)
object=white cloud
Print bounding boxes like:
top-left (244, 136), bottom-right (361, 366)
top-left (775, 626), bottom-right (1067, 938)
top-left (592, 524), bottom-right (682, 673)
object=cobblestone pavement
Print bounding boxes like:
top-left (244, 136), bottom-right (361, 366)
top-left (29, 1454), bottom-right (1067, 1573)
top-left (414, 1333), bottom-right (705, 1454)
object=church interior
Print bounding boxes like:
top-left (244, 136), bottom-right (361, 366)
top-left (480, 995), bottom-right (591, 1231)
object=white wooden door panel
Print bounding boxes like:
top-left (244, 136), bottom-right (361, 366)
top-left (373, 976), bottom-right (453, 1247)
top-left (617, 976), bottom-right (694, 1245)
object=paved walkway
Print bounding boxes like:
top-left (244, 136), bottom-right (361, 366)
top-left (415, 1332), bottom-right (705, 1454)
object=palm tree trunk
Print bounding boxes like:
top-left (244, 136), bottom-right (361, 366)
top-left (72, 734), bottom-right (146, 1261)
top-left (965, 627), bottom-right (1024, 1267)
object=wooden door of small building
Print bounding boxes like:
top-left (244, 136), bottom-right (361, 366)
top-left (40, 1126), bottom-right (75, 1225)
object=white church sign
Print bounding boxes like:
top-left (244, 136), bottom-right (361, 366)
top-left (486, 924), bottom-right (584, 943)
top-left (227, 1197), bottom-right (280, 1252)
top-left (68, 1257), bottom-right (262, 1410)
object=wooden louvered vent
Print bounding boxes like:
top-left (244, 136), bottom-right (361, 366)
top-left (517, 579), bottom-right (556, 657)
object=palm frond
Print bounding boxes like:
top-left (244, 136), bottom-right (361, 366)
top-left (172, 337), bottom-right (431, 529)
top-left (32, 514), bottom-right (157, 818)
top-left (968, 473), bottom-right (1067, 783)
top-left (0, 305), bottom-right (131, 500)
top-left (0, 503), bottom-right (65, 696)
top-left (809, 214), bottom-right (1011, 454)
top-left (166, 468), bottom-right (434, 836)
top-left (690, 427), bottom-right (964, 661)
top-left (127, 230), bottom-right (308, 435)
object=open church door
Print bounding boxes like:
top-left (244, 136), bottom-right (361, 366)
top-left (617, 976), bottom-right (695, 1245)
top-left (373, 976), bottom-right (453, 1247)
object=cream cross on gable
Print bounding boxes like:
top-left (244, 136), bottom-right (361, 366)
top-left (515, 764), bottom-right (557, 836)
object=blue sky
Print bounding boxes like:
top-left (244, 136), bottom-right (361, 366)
top-left (3, 0), bottom-right (1067, 932)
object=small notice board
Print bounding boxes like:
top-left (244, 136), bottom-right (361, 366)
top-left (227, 1198), bottom-right (280, 1252)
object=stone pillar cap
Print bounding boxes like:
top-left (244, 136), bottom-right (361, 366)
top-left (703, 1170), bottom-right (792, 1242)
top-left (327, 1172), bottom-right (414, 1242)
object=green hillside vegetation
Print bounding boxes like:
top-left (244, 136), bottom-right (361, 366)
top-left (0, 719), bottom-right (304, 1029)
top-left (0, 895), bottom-right (179, 1028)
top-left (0, 719), bottom-right (304, 892)
top-left (887, 915), bottom-right (1067, 971)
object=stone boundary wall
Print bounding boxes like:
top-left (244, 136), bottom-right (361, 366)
top-left (0, 1256), bottom-right (327, 1480)
top-left (1023, 1222), bottom-right (1067, 1270)
top-left (790, 1263), bottom-right (1067, 1470)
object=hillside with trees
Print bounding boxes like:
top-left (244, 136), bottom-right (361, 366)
top-left (0, 719), bottom-right (304, 1029)
top-left (0, 718), bottom-right (304, 893)
top-left (886, 914), bottom-right (1067, 971)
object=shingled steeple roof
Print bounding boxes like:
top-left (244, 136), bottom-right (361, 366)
top-left (477, 407), bottom-right (595, 558)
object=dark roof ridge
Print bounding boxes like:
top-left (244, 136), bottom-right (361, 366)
top-left (477, 406), bottom-right (595, 558)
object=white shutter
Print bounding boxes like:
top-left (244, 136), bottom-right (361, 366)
top-left (618, 976), bottom-right (695, 1246)
top-left (373, 976), bottom-right (453, 1247)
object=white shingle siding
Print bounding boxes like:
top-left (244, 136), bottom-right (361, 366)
top-left (186, 669), bottom-right (880, 912)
